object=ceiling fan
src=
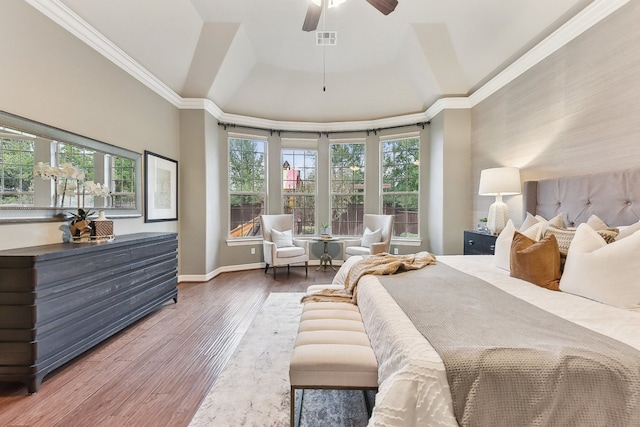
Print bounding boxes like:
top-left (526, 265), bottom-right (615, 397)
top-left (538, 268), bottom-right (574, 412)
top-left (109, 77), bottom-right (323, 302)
top-left (302, 0), bottom-right (399, 32)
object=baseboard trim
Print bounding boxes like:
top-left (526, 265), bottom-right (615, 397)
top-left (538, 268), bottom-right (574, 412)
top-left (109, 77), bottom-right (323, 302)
top-left (178, 260), bottom-right (343, 283)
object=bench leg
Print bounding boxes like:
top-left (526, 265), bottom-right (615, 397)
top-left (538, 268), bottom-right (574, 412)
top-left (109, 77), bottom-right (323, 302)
top-left (291, 387), bottom-right (304, 427)
top-left (363, 389), bottom-right (376, 417)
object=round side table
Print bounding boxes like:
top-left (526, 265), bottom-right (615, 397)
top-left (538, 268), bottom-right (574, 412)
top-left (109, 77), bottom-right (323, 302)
top-left (313, 236), bottom-right (340, 271)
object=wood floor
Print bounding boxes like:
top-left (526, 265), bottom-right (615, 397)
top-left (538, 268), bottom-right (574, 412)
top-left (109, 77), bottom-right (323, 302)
top-left (0, 265), bottom-right (336, 427)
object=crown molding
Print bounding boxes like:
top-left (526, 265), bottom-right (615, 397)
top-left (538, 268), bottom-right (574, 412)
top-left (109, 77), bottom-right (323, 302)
top-left (180, 97), bottom-right (470, 132)
top-left (24, 0), bottom-right (183, 107)
top-left (469, 0), bottom-right (630, 107)
top-left (26, 0), bottom-right (629, 130)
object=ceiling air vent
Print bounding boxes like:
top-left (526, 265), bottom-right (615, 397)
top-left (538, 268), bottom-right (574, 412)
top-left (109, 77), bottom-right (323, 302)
top-left (316, 31), bottom-right (337, 46)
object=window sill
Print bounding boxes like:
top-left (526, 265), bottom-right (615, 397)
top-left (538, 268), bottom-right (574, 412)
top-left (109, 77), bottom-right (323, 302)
top-left (226, 237), bottom-right (263, 246)
top-left (391, 238), bottom-right (422, 246)
top-left (226, 236), bottom-right (423, 247)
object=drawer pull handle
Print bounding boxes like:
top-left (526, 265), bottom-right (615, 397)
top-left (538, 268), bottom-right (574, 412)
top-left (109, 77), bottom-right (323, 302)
top-left (468, 240), bottom-right (474, 245)
top-left (490, 245), bottom-right (495, 251)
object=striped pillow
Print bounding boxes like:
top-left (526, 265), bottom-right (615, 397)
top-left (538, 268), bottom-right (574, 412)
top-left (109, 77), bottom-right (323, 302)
top-left (545, 226), bottom-right (618, 256)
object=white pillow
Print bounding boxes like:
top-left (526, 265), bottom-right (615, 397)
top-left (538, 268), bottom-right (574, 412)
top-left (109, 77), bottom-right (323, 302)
top-left (331, 255), bottom-right (365, 287)
top-left (361, 227), bottom-right (382, 248)
top-left (535, 213), bottom-right (565, 234)
top-left (494, 219), bottom-right (544, 271)
top-left (617, 220), bottom-right (640, 241)
top-left (520, 212), bottom-right (539, 231)
top-left (585, 214), bottom-right (610, 231)
top-left (559, 224), bottom-right (640, 310)
top-left (271, 228), bottom-right (293, 248)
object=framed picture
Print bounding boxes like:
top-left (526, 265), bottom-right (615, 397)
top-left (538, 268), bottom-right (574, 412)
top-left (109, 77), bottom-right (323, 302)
top-left (144, 150), bottom-right (178, 222)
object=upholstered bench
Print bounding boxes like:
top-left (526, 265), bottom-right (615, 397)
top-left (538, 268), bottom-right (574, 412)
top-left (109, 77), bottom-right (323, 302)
top-left (289, 296), bottom-right (378, 426)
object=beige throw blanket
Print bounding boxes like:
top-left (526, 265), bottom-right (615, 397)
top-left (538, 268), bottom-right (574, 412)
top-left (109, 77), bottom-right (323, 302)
top-left (378, 262), bottom-right (640, 426)
top-left (302, 251), bottom-right (436, 305)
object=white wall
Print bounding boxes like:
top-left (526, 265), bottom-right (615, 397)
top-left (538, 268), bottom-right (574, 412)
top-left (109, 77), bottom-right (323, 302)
top-left (428, 109), bottom-right (471, 255)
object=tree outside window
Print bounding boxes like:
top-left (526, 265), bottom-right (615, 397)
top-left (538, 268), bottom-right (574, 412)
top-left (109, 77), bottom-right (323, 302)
top-left (56, 142), bottom-right (96, 208)
top-left (282, 149), bottom-right (316, 235)
top-left (0, 134), bottom-right (34, 206)
top-left (111, 156), bottom-right (136, 208)
top-left (228, 137), bottom-right (266, 238)
top-left (330, 142), bottom-right (365, 236)
top-left (382, 136), bottom-right (420, 238)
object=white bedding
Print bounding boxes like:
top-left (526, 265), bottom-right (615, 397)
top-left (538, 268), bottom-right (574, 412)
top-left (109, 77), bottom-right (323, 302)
top-left (358, 255), bottom-right (640, 427)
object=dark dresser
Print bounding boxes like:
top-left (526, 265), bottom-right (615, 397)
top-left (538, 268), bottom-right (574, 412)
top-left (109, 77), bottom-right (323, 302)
top-left (0, 232), bottom-right (178, 393)
top-left (463, 230), bottom-right (497, 255)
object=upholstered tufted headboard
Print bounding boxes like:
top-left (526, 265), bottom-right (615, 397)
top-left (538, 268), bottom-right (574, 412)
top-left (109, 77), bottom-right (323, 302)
top-left (522, 168), bottom-right (640, 227)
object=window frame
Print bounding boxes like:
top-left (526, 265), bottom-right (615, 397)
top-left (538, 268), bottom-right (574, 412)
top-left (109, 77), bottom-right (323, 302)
top-left (0, 132), bottom-right (35, 207)
top-left (329, 140), bottom-right (365, 237)
top-left (227, 135), bottom-right (267, 240)
top-left (380, 134), bottom-right (420, 240)
top-left (281, 146), bottom-right (317, 236)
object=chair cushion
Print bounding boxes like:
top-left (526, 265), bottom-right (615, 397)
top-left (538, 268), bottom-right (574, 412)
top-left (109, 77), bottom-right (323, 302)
top-left (361, 227), bottom-right (382, 248)
top-left (271, 228), bottom-right (294, 248)
top-left (276, 246), bottom-right (305, 258)
top-left (345, 246), bottom-right (371, 256)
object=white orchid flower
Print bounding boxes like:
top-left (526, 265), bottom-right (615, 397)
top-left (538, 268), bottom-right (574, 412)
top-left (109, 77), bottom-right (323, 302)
top-left (58, 181), bottom-right (77, 196)
top-left (33, 162), bottom-right (56, 179)
top-left (85, 181), bottom-right (110, 197)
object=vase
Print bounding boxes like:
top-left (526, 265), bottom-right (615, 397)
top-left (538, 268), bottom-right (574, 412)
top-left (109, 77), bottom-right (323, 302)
top-left (70, 220), bottom-right (92, 242)
top-left (320, 226), bottom-right (331, 238)
top-left (93, 210), bottom-right (114, 240)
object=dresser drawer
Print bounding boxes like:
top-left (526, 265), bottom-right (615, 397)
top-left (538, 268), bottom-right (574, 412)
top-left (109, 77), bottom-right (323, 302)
top-left (463, 231), bottom-right (497, 255)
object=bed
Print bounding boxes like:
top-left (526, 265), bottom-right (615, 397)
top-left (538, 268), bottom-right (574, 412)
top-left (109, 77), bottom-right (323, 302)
top-left (354, 168), bottom-right (640, 426)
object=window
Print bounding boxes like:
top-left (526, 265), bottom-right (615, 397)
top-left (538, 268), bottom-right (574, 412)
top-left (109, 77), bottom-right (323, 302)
top-left (330, 142), bottom-right (365, 235)
top-left (55, 141), bottom-right (96, 209)
top-left (282, 149), bottom-right (316, 235)
top-left (228, 137), bottom-right (266, 238)
top-left (111, 156), bottom-right (136, 208)
top-left (382, 136), bottom-right (420, 238)
top-left (0, 111), bottom-right (141, 221)
top-left (56, 142), bottom-right (95, 181)
top-left (0, 132), bottom-right (35, 206)
top-left (2, 137), bottom-right (122, 212)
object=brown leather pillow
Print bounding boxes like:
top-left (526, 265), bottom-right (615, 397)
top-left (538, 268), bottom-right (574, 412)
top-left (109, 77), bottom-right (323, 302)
top-left (510, 231), bottom-right (561, 291)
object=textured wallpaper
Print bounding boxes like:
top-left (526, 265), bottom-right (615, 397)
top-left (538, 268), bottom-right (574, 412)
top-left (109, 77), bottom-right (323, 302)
top-left (471, 0), bottom-right (640, 225)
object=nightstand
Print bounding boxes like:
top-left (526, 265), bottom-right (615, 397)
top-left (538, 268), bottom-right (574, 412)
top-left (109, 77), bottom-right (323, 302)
top-left (463, 230), bottom-right (497, 255)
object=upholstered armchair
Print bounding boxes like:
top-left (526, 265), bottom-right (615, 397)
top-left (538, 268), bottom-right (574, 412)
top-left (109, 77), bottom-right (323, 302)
top-left (343, 214), bottom-right (394, 260)
top-left (260, 214), bottom-right (309, 278)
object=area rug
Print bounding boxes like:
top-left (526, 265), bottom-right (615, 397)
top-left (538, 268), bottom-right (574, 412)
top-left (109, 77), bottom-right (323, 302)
top-left (188, 292), bottom-right (371, 427)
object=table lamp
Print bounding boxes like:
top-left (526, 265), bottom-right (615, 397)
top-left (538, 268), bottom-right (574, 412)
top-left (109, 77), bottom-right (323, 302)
top-left (478, 167), bottom-right (521, 234)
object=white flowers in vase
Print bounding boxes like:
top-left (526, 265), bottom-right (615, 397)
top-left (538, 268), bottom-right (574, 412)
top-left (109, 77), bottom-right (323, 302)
top-left (85, 181), bottom-right (110, 197)
top-left (33, 162), bottom-right (110, 209)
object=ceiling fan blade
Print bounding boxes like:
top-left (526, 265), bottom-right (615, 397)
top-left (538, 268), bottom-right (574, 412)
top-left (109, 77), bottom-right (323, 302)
top-left (302, 2), bottom-right (322, 32)
top-left (365, 0), bottom-right (398, 15)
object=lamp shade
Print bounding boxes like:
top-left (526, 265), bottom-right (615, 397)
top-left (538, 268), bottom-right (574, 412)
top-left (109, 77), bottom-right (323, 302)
top-left (478, 167), bottom-right (521, 196)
